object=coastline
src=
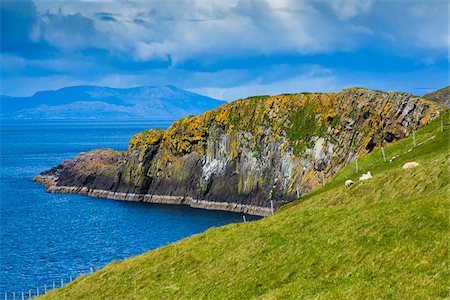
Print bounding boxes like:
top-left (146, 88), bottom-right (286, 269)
top-left (33, 175), bottom-right (271, 217)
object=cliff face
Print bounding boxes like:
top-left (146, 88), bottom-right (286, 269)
top-left (34, 88), bottom-right (440, 215)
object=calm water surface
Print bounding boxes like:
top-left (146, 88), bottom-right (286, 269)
top-left (0, 120), bottom-right (258, 295)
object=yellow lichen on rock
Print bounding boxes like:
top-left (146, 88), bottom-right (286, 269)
top-left (128, 129), bottom-right (164, 154)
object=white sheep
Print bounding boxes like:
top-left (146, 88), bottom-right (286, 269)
top-left (345, 180), bottom-right (354, 187)
top-left (359, 171), bottom-right (373, 181)
top-left (402, 162), bottom-right (419, 170)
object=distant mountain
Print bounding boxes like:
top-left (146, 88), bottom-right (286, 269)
top-left (422, 86), bottom-right (450, 107)
top-left (0, 85), bottom-right (226, 119)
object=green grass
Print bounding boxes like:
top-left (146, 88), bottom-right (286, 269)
top-left (40, 110), bottom-right (449, 299)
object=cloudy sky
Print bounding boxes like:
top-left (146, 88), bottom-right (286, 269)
top-left (1, 0), bottom-right (448, 100)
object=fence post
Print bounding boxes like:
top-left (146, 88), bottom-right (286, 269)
top-left (412, 131), bottom-right (416, 147)
top-left (21, 292), bottom-right (24, 300)
top-left (270, 200), bottom-right (274, 215)
top-left (242, 215), bottom-right (246, 222)
top-left (28, 290), bottom-right (31, 299)
top-left (355, 158), bottom-right (358, 173)
top-left (44, 284), bottom-right (47, 294)
top-left (322, 172), bottom-right (325, 186)
top-left (12, 292), bottom-right (15, 300)
top-left (53, 281), bottom-right (56, 289)
top-left (70, 275), bottom-right (73, 283)
top-left (4, 292), bottom-right (6, 300)
top-left (90, 267), bottom-right (94, 274)
top-left (381, 147), bottom-right (386, 162)
top-left (61, 279), bottom-right (64, 288)
top-left (36, 287), bottom-right (39, 296)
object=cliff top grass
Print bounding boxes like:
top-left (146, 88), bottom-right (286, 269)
top-left (39, 109), bottom-right (449, 299)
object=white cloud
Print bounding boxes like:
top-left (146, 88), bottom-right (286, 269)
top-left (28, 0), bottom-right (448, 65)
top-left (28, 0), bottom-right (376, 62)
top-left (190, 74), bottom-right (340, 101)
top-left (189, 65), bottom-right (340, 100)
top-left (134, 41), bottom-right (175, 61)
top-left (329, 0), bottom-right (374, 20)
top-left (3, 0), bottom-right (447, 97)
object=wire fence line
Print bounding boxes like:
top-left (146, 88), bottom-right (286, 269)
top-left (3, 266), bottom-right (95, 299)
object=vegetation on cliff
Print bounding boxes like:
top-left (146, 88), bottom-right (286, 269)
top-left (118, 88), bottom-right (441, 203)
top-left (35, 88), bottom-right (442, 213)
top-left (38, 109), bottom-right (449, 299)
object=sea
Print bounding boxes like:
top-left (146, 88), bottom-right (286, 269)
top-left (0, 119), bottom-right (258, 296)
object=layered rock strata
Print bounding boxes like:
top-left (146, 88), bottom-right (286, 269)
top-left (34, 88), bottom-right (441, 215)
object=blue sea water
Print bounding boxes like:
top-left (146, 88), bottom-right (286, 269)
top-left (0, 120), bottom-right (258, 296)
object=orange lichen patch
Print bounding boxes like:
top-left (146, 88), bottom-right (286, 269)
top-left (301, 169), bottom-right (320, 190)
top-left (420, 106), bottom-right (438, 126)
top-left (382, 102), bottom-right (394, 117)
top-left (133, 89), bottom-right (440, 167)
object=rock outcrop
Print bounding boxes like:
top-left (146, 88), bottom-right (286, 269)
top-left (34, 88), bottom-right (441, 215)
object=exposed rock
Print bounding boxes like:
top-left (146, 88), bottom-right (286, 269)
top-left (33, 88), bottom-right (441, 215)
top-left (402, 162), bottom-right (420, 170)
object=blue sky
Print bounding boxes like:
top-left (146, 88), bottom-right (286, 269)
top-left (1, 0), bottom-right (448, 100)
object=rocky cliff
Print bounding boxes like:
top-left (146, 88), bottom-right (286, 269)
top-left (34, 88), bottom-right (441, 215)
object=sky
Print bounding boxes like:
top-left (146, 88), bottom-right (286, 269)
top-left (1, 0), bottom-right (448, 100)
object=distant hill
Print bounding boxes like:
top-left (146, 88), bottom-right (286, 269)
top-left (422, 86), bottom-right (450, 107)
top-left (0, 85), bottom-right (226, 119)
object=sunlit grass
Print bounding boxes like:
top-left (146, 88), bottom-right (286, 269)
top-left (40, 110), bottom-right (449, 299)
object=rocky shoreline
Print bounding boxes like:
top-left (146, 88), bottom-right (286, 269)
top-left (33, 88), bottom-right (441, 216)
top-left (33, 174), bottom-right (272, 216)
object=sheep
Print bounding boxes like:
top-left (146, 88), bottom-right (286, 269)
top-left (359, 171), bottom-right (373, 181)
top-left (402, 162), bottom-right (419, 170)
top-left (345, 179), bottom-right (354, 187)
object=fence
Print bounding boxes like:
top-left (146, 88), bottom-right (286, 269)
top-left (3, 266), bottom-right (95, 299)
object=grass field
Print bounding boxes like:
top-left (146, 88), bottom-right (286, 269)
top-left (40, 110), bottom-right (449, 299)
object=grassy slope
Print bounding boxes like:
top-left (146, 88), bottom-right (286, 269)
top-left (41, 110), bottom-right (449, 299)
top-left (423, 86), bottom-right (450, 105)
